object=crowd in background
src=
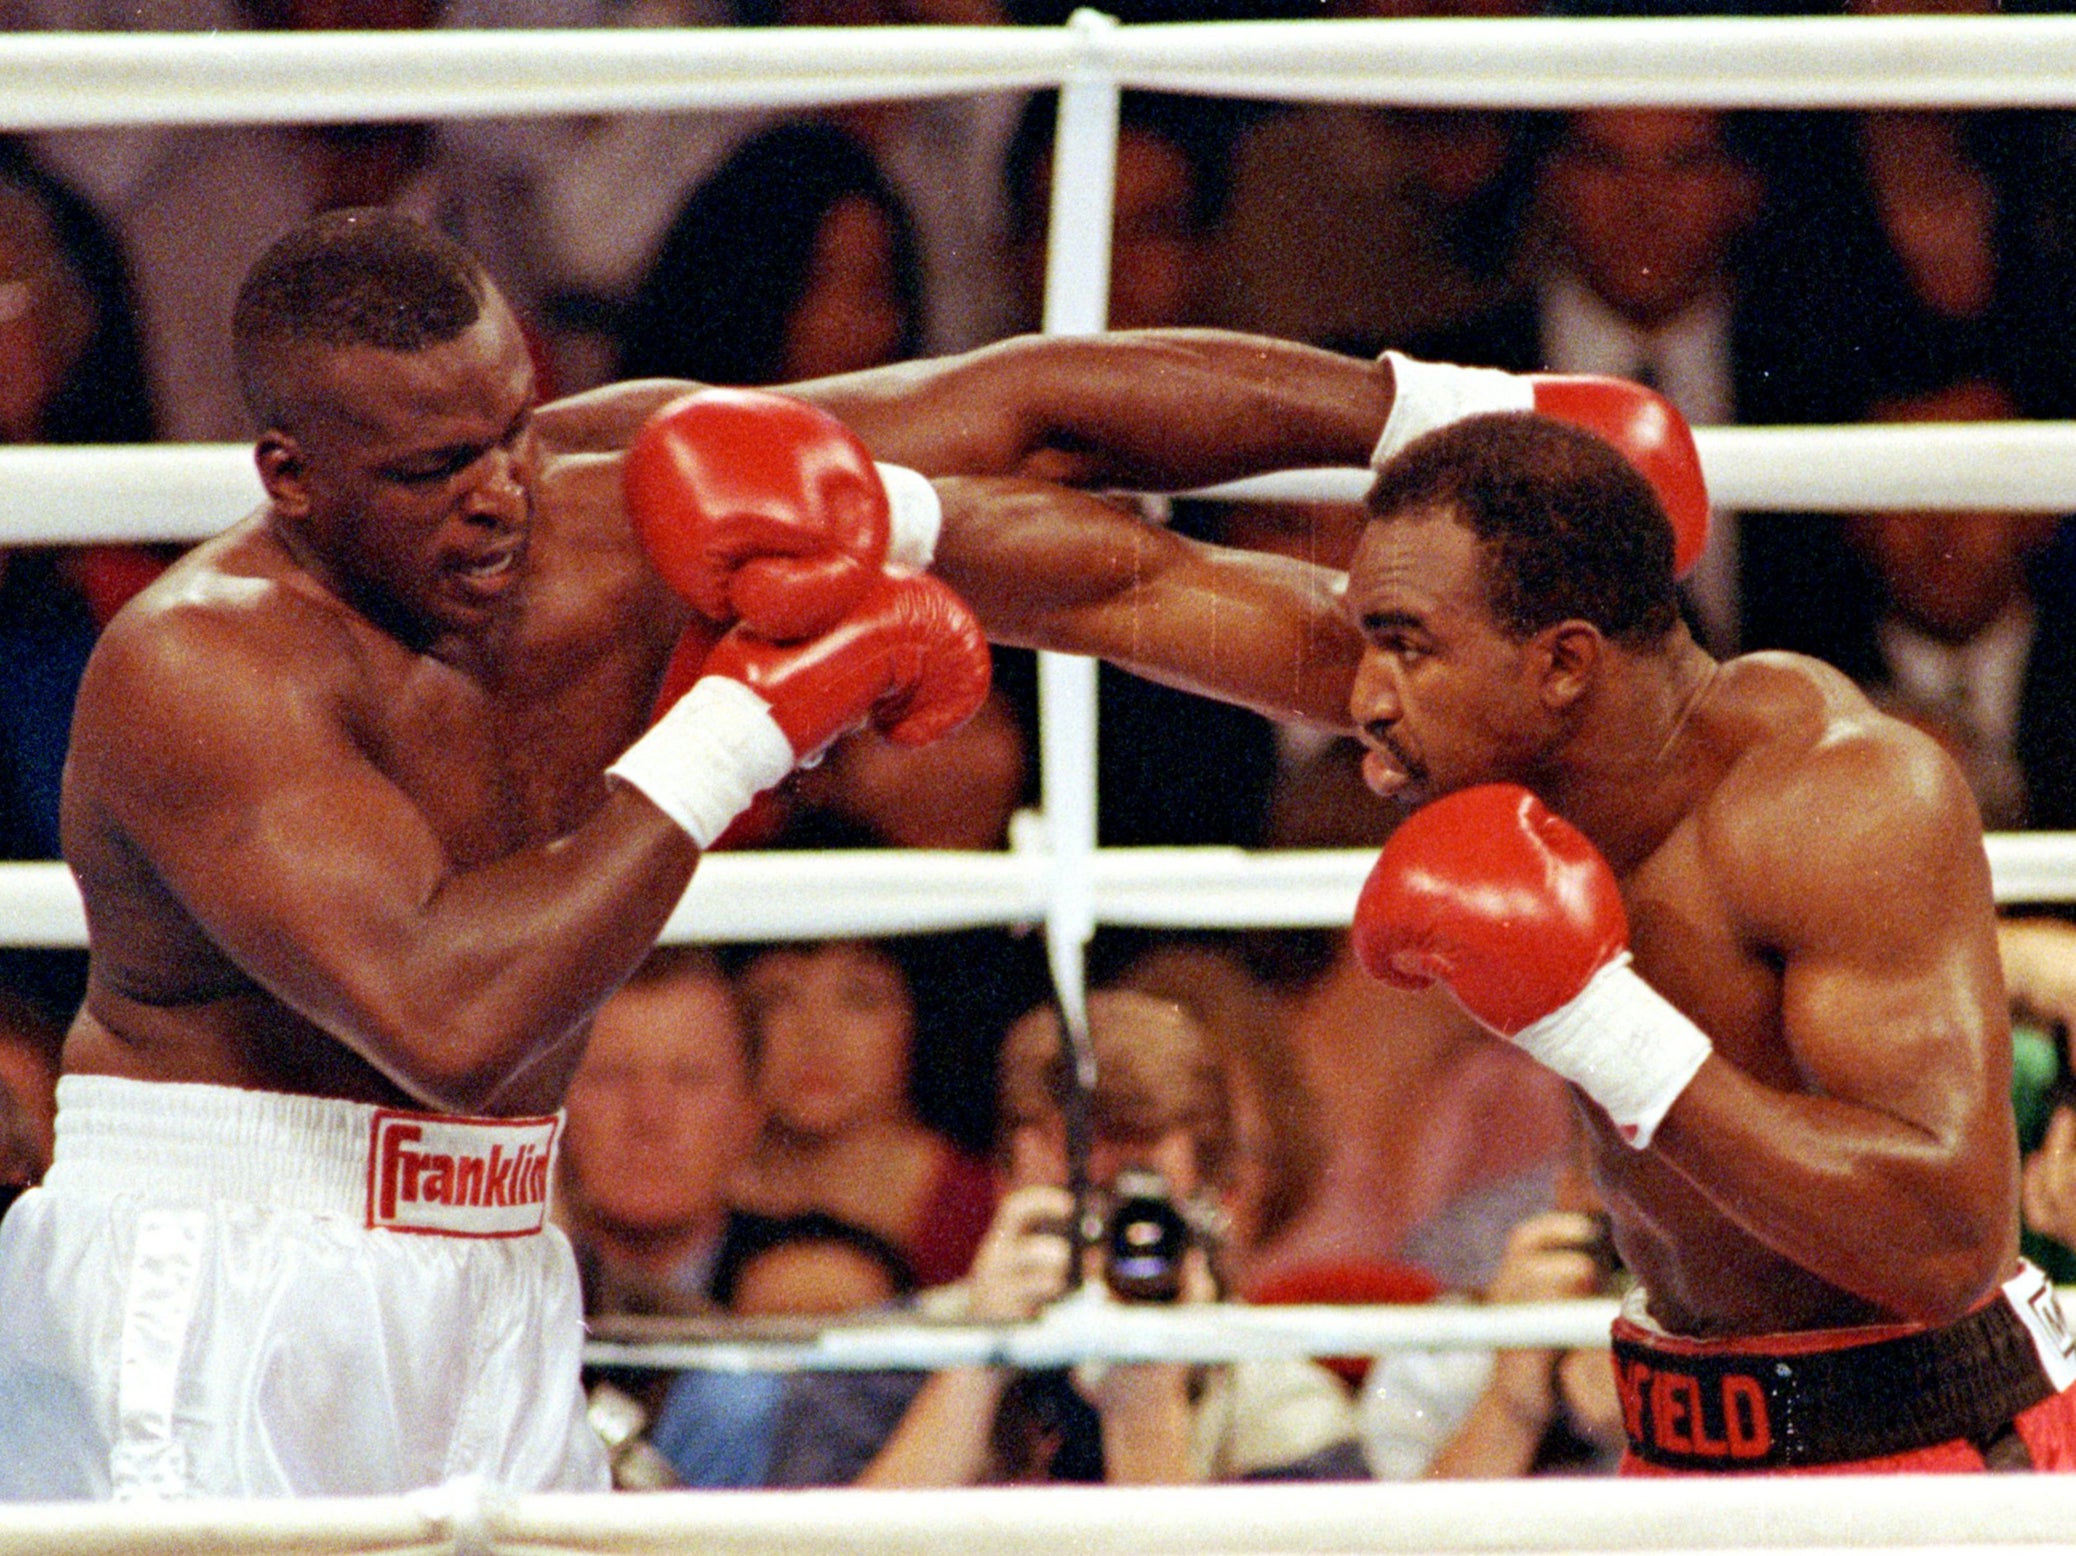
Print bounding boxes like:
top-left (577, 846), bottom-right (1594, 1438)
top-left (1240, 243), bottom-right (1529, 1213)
top-left (6, 0), bottom-right (2076, 1488)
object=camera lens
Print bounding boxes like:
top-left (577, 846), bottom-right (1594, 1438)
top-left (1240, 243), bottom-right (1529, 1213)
top-left (1103, 1170), bottom-right (1191, 1303)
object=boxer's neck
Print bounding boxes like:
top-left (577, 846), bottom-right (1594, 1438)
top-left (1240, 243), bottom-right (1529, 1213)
top-left (1542, 629), bottom-right (1721, 872)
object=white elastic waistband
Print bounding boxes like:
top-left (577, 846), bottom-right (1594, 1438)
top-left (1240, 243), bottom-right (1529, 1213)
top-left (46, 1076), bottom-right (560, 1234)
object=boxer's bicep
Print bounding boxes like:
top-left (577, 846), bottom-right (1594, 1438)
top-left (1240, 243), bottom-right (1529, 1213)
top-left (89, 619), bottom-right (459, 1066)
top-left (1744, 730), bottom-right (2010, 1160)
top-left (795, 330), bottom-right (1390, 486)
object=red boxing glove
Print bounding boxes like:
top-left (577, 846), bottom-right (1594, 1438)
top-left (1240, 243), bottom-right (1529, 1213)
top-left (701, 571), bottom-right (992, 761)
top-left (624, 387), bottom-right (890, 641)
top-left (1352, 783), bottom-right (1709, 1148)
top-left (1352, 783), bottom-right (1626, 1034)
top-left (608, 573), bottom-right (990, 852)
top-left (1373, 353), bottom-right (1710, 580)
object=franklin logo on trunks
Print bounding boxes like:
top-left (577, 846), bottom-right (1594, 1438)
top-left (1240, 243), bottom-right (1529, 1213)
top-left (366, 1109), bottom-right (560, 1236)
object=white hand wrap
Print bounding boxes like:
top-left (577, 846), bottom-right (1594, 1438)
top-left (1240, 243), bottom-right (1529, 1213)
top-left (874, 462), bottom-right (941, 574)
top-left (606, 676), bottom-right (795, 850)
top-left (1371, 351), bottom-right (1536, 471)
top-left (1510, 954), bottom-right (1712, 1150)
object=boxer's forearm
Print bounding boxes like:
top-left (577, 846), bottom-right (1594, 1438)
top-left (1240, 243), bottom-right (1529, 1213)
top-left (933, 476), bottom-right (1360, 729)
top-left (323, 792), bottom-right (703, 1116)
top-left (800, 330), bottom-right (1392, 489)
top-left (1645, 1058), bottom-right (2015, 1326)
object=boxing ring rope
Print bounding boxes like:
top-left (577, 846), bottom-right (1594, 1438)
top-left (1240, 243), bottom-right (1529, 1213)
top-left (17, 1474), bottom-right (2076, 1556)
top-left (4, 14), bottom-right (2076, 1553)
top-left (3, 13), bottom-right (2076, 126)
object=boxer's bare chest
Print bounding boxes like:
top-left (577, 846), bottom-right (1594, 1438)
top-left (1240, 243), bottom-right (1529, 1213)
top-left (352, 462), bottom-right (677, 862)
top-left (349, 589), bottom-right (666, 864)
top-left (1590, 803), bottom-right (1886, 1334)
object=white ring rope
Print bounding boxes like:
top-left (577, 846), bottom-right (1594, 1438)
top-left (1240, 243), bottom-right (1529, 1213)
top-left (0, 14), bottom-right (2075, 130)
top-left (3, 829), bottom-right (2073, 952)
top-left (580, 1292), bottom-right (1630, 1374)
top-left (9, 1474), bottom-right (2076, 1556)
top-left (2, 425), bottom-right (2073, 548)
top-left (3, 18), bottom-right (2076, 1551)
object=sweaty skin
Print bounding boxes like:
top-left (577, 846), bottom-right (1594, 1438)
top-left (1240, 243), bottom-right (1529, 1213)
top-left (927, 487), bottom-right (2017, 1342)
top-left (59, 312), bottom-right (1387, 1121)
top-left (60, 300), bottom-right (2011, 1341)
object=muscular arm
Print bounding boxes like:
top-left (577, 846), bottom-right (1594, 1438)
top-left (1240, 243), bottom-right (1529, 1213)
top-left (542, 330), bottom-right (1387, 489)
top-left (1648, 727), bottom-right (2016, 1323)
top-left (931, 475), bottom-right (1361, 729)
top-left (72, 603), bottom-right (698, 1115)
top-left (797, 330), bottom-right (1390, 488)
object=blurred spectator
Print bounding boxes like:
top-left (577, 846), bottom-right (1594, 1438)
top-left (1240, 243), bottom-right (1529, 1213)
top-left (764, 989), bottom-right (1367, 1486)
top-left (1003, 88), bottom-right (1235, 335)
top-left (561, 944), bottom-right (764, 1315)
top-left (638, 1207), bottom-right (918, 1487)
top-left (1414, 107), bottom-right (1767, 656)
top-left (1745, 0), bottom-right (2045, 419)
top-left (617, 121), bottom-right (922, 386)
top-left (558, 945), bottom-right (772, 1488)
top-left (2013, 1019), bottom-right (2076, 1288)
top-left (1358, 1146), bottom-right (1625, 1480)
top-left (1763, 371), bottom-right (2074, 832)
top-left (1239, 935), bottom-right (1574, 1296)
top-left (0, 987), bottom-right (60, 1209)
top-left (0, 142), bottom-right (154, 449)
top-left (731, 938), bottom-right (1000, 1288)
top-left (1113, 938), bottom-right (1327, 1281)
top-left (712, 1208), bottom-right (918, 1315)
top-left (1979, 916), bottom-right (2076, 1286)
top-left (1207, 0), bottom-right (1544, 356)
top-left (0, 143), bottom-right (163, 1014)
top-left (764, 0), bottom-right (1025, 357)
top-left (447, 0), bottom-right (1022, 391)
top-left (1116, 937), bottom-right (1448, 1393)
top-left (48, 0), bottom-right (537, 442)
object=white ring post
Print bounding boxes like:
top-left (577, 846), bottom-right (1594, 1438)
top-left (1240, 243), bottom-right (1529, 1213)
top-left (1034, 8), bottom-right (1121, 1043)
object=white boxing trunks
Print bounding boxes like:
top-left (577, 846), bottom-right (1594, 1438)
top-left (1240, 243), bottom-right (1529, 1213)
top-left (0, 1075), bottom-right (609, 1500)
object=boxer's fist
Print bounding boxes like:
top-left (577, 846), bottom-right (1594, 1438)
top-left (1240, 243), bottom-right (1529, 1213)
top-left (1351, 782), bottom-right (1710, 1149)
top-left (702, 571), bottom-right (992, 762)
top-left (1352, 783), bottom-right (1626, 1035)
top-left (1532, 376), bottom-right (1709, 581)
top-left (624, 388), bottom-right (891, 641)
top-left (1374, 353), bottom-right (1710, 580)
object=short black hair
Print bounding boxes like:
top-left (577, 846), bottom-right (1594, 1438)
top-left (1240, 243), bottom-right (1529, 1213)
top-left (710, 1210), bottom-right (918, 1309)
top-left (232, 207), bottom-right (491, 429)
top-left (1367, 413), bottom-right (1681, 645)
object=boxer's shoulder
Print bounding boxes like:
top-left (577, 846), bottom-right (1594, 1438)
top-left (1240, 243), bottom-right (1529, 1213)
top-left (532, 378), bottom-right (698, 457)
top-left (90, 524), bottom-right (380, 702)
top-left (1692, 651), bottom-right (1986, 924)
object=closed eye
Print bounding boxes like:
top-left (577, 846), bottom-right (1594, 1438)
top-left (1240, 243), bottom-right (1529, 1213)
top-left (388, 446), bottom-right (484, 486)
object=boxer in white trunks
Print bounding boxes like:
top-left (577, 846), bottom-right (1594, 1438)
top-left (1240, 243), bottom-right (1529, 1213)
top-left (0, 208), bottom-right (1409, 1500)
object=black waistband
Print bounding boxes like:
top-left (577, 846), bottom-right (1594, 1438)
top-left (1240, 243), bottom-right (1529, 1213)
top-left (1612, 1296), bottom-right (2056, 1471)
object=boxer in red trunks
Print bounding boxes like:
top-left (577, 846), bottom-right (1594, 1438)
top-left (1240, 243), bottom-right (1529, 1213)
top-left (915, 360), bottom-right (2076, 1472)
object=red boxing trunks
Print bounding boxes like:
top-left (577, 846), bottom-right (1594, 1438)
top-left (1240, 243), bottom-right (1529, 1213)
top-left (1613, 1264), bottom-right (2076, 1475)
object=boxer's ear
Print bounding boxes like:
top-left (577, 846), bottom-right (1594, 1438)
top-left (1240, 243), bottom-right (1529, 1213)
top-left (255, 431), bottom-right (309, 517)
top-left (1535, 619), bottom-right (1603, 712)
